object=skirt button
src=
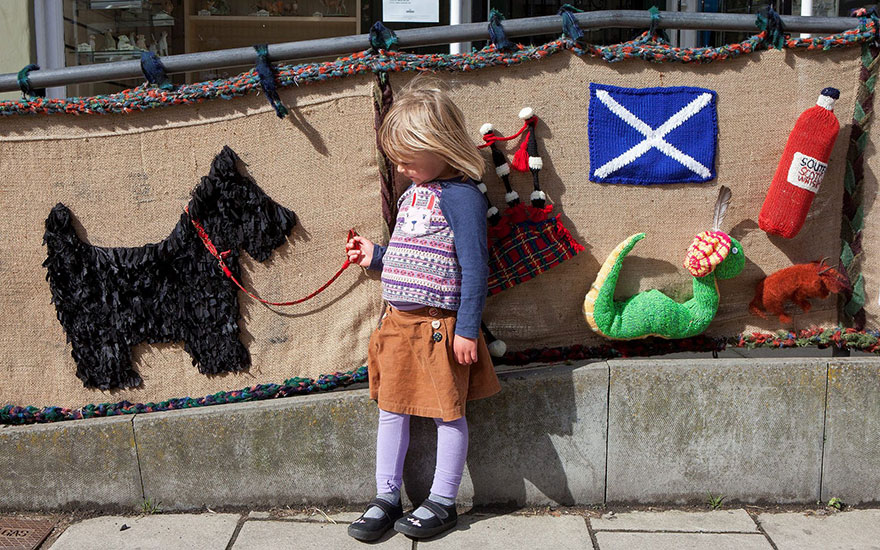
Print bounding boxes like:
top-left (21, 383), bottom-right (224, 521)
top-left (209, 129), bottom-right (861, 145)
top-left (429, 307), bottom-right (439, 317)
top-left (431, 320), bottom-right (441, 329)
top-left (432, 332), bottom-right (443, 342)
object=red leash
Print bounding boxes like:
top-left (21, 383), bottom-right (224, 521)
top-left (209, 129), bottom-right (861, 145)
top-left (186, 206), bottom-right (357, 306)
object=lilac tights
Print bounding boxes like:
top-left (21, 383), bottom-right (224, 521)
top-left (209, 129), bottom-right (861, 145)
top-left (375, 409), bottom-right (468, 499)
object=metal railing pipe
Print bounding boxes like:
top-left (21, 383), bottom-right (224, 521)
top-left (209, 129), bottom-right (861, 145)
top-left (0, 11), bottom-right (866, 93)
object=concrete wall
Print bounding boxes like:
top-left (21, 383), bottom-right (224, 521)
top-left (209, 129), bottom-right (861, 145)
top-left (2, 356), bottom-right (879, 511)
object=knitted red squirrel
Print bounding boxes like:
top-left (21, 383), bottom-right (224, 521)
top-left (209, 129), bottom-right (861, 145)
top-left (748, 259), bottom-right (850, 323)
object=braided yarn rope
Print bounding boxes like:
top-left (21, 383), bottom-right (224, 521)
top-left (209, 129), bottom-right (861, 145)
top-left (492, 326), bottom-right (880, 366)
top-left (1, 22), bottom-right (878, 117)
top-left (839, 40), bottom-right (879, 329)
top-left (1, 366), bottom-right (367, 426)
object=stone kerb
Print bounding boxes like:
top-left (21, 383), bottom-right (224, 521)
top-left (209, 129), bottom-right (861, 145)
top-left (821, 358), bottom-right (880, 504)
top-left (605, 358), bottom-right (829, 504)
top-left (0, 415), bottom-right (142, 511)
top-left (2, 356), bottom-right (879, 511)
top-left (132, 361), bottom-right (609, 510)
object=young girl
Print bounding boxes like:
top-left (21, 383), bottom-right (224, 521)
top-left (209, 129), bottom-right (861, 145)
top-left (345, 80), bottom-right (501, 541)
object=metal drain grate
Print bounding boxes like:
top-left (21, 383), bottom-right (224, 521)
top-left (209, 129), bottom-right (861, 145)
top-left (0, 518), bottom-right (55, 550)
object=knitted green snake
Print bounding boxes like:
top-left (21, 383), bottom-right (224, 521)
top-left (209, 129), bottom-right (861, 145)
top-left (583, 187), bottom-right (745, 340)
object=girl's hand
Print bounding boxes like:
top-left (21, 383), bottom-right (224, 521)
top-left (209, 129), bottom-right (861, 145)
top-left (453, 335), bottom-right (478, 365)
top-left (346, 235), bottom-right (374, 267)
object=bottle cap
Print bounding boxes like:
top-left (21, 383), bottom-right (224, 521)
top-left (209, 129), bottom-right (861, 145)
top-left (817, 87), bottom-right (840, 110)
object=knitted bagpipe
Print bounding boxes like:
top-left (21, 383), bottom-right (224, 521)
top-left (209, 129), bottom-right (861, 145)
top-left (477, 107), bottom-right (585, 296)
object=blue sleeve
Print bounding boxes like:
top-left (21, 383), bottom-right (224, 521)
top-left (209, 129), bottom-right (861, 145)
top-left (368, 244), bottom-right (386, 271)
top-left (440, 182), bottom-right (489, 339)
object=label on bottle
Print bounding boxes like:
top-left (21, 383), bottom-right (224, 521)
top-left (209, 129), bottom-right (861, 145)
top-left (787, 152), bottom-right (827, 194)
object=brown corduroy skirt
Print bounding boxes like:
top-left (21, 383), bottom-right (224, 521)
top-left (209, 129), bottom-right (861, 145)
top-left (367, 305), bottom-right (501, 421)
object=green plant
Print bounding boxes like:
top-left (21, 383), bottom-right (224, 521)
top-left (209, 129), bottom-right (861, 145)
top-left (141, 497), bottom-right (162, 515)
top-left (707, 491), bottom-right (725, 510)
top-left (827, 497), bottom-right (845, 510)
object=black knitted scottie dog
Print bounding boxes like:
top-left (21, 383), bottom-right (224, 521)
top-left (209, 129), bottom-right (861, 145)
top-left (43, 146), bottom-right (296, 390)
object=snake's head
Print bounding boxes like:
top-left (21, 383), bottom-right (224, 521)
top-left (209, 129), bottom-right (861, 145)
top-left (715, 237), bottom-right (744, 280)
top-left (683, 231), bottom-right (744, 279)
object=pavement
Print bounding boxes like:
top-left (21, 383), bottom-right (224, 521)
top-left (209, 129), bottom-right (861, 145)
top-left (19, 506), bottom-right (880, 549)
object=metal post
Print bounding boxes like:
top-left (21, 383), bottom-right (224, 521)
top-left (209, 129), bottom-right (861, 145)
top-left (32, 0), bottom-right (65, 99)
top-left (450, 0), bottom-right (473, 55)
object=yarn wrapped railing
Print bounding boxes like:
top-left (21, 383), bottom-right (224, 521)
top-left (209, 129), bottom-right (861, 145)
top-left (0, 20), bottom-right (878, 117)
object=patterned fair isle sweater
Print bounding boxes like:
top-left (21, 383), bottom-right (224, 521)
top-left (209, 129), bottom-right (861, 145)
top-left (369, 178), bottom-right (488, 339)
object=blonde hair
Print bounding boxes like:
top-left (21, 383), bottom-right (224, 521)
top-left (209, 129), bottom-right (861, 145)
top-left (378, 78), bottom-right (485, 181)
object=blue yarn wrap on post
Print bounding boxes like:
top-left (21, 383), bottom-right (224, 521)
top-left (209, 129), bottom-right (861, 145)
top-left (558, 5), bottom-right (584, 42)
top-left (648, 6), bottom-right (671, 43)
top-left (139, 51), bottom-right (174, 90)
top-left (756, 5), bottom-right (786, 50)
top-left (254, 44), bottom-right (289, 119)
top-left (488, 9), bottom-right (515, 51)
top-left (369, 22), bottom-right (399, 52)
top-left (17, 64), bottom-right (41, 98)
top-left (852, 7), bottom-right (880, 45)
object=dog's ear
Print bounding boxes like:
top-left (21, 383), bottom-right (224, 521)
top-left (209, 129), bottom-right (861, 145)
top-left (242, 197), bottom-right (296, 262)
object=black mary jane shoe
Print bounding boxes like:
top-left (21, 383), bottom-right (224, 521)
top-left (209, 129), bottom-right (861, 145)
top-left (393, 499), bottom-right (458, 539)
top-left (347, 497), bottom-right (404, 542)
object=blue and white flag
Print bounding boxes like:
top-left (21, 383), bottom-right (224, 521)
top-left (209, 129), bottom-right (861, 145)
top-left (588, 83), bottom-right (718, 185)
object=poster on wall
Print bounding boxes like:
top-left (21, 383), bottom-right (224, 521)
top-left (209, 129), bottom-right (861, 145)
top-left (382, 0), bottom-right (439, 22)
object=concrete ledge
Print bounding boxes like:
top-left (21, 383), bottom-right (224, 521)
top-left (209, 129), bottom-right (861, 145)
top-left (822, 359), bottom-right (880, 504)
top-left (413, 362), bottom-right (608, 507)
top-left (134, 361), bottom-right (608, 510)
top-left (0, 415), bottom-right (142, 511)
top-left (2, 356), bottom-right (879, 511)
top-left (134, 386), bottom-right (378, 510)
top-left (606, 358), bottom-right (828, 504)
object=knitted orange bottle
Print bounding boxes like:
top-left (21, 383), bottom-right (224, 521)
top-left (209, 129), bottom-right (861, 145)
top-left (758, 87), bottom-right (840, 238)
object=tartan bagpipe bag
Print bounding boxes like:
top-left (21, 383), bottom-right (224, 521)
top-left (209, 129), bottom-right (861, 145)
top-left (477, 108), bottom-right (585, 296)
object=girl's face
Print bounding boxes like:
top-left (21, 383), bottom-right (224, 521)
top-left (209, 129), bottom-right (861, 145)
top-left (396, 151), bottom-right (459, 185)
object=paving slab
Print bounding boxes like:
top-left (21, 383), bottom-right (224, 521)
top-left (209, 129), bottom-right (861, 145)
top-left (594, 532), bottom-right (772, 549)
top-left (606, 358), bottom-right (827, 503)
top-left (48, 514), bottom-right (239, 550)
top-left (231, 520), bottom-right (410, 549)
top-left (758, 510), bottom-right (880, 550)
top-left (822, 359), bottom-right (880, 504)
top-left (418, 513), bottom-right (591, 549)
top-left (0, 415), bottom-right (142, 511)
top-left (590, 509), bottom-right (757, 532)
top-left (283, 511), bottom-right (361, 523)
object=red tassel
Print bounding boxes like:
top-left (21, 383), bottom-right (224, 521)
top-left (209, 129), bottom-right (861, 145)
top-left (511, 132), bottom-right (530, 171)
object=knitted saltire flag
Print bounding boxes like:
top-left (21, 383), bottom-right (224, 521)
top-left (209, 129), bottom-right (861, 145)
top-left (588, 83), bottom-right (718, 185)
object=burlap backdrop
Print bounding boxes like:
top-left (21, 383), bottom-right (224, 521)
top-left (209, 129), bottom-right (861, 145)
top-left (427, 49), bottom-right (861, 347)
top-left (0, 75), bottom-right (386, 408)
top-left (856, 66), bottom-right (880, 326)
top-left (0, 46), bottom-right (866, 409)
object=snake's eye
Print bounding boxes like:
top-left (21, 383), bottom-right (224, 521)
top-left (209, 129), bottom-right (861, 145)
top-left (732, 246), bottom-right (739, 254)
